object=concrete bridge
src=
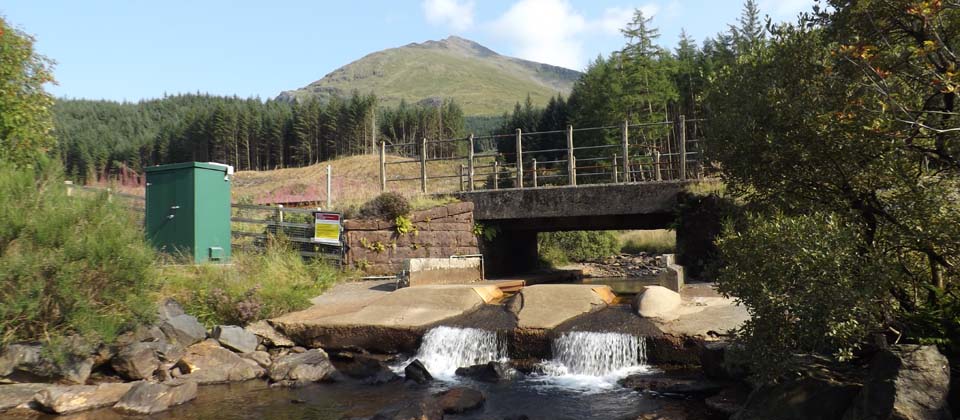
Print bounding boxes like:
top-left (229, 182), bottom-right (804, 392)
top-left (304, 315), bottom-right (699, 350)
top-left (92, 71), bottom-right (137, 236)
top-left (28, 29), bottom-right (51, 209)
top-left (454, 181), bottom-right (693, 275)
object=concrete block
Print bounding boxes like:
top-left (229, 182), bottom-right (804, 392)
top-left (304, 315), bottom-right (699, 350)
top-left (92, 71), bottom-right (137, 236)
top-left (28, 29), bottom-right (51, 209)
top-left (404, 257), bottom-right (483, 286)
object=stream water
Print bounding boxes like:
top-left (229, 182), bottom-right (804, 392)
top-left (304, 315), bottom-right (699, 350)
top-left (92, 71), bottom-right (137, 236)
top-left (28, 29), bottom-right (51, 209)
top-left (12, 327), bottom-right (681, 420)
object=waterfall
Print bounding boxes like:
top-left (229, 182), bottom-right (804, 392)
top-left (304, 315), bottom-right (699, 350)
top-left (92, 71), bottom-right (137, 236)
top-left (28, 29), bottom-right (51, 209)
top-left (413, 326), bottom-right (508, 377)
top-left (544, 331), bottom-right (647, 376)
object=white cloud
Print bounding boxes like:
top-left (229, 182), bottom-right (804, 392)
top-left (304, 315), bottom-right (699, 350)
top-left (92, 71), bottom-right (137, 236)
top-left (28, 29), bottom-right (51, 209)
top-left (489, 0), bottom-right (660, 70)
top-left (422, 0), bottom-right (475, 32)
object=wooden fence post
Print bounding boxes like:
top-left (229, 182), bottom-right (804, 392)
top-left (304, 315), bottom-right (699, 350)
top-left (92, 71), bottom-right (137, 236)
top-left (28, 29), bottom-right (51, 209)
top-left (679, 115), bottom-right (687, 181)
top-left (459, 164), bottom-right (465, 192)
top-left (379, 141), bottom-right (386, 192)
top-left (654, 150), bottom-right (662, 181)
top-left (493, 161), bottom-right (499, 190)
top-left (621, 120), bottom-right (629, 182)
top-left (612, 154), bottom-right (618, 183)
top-left (326, 164), bottom-right (332, 208)
top-left (532, 159), bottom-right (538, 188)
top-left (515, 128), bottom-right (523, 189)
top-left (468, 134), bottom-right (475, 192)
top-left (567, 125), bottom-right (576, 186)
top-left (420, 138), bottom-right (427, 193)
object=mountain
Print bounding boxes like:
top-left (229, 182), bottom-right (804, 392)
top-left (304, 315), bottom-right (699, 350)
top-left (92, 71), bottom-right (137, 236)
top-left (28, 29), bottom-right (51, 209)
top-left (277, 36), bottom-right (582, 115)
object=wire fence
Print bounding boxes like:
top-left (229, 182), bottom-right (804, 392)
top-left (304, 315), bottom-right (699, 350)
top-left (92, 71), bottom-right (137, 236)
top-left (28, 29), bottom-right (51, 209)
top-left (379, 116), bottom-right (708, 193)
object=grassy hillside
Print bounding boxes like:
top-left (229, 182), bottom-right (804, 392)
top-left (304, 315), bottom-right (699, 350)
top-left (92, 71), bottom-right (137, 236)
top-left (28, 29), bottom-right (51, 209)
top-left (278, 36), bottom-right (581, 115)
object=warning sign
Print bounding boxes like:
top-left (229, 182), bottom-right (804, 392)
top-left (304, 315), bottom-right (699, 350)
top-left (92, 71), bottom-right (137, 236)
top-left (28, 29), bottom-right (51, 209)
top-left (313, 212), bottom-right (342, 246)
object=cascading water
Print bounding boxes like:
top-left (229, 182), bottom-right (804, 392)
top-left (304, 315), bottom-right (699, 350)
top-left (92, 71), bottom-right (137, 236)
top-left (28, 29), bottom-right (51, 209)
top-left (542, 331), bottom-right (647, 377)
top-left (411, 326), bottom-right (508, 377)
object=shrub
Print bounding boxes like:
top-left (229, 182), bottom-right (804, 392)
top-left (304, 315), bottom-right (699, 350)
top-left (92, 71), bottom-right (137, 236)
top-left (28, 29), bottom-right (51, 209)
top-left (0, 163), bottom-right (156, 347)
top-left (158, 240), bottom-right (339, 326)
top-left (674, 191), bottom-right (744, 279)
top-left (359, 192), bottom-right (411, 220)
top-left (538, 231), bottom-right (620, 265)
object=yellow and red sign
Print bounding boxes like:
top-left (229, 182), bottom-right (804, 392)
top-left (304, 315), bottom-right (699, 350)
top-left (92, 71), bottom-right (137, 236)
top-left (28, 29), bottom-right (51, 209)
top-left (313, 212), bottom-right (342, 246)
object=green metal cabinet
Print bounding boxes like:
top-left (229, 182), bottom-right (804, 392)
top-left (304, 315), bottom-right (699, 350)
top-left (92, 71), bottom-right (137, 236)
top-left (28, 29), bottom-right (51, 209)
top-left (145, 162), bottom-right (232, 263)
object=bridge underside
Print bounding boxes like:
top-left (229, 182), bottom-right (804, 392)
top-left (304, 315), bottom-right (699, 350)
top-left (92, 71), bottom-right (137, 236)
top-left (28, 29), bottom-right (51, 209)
top-left (454, 181), bottom-right (692, 276)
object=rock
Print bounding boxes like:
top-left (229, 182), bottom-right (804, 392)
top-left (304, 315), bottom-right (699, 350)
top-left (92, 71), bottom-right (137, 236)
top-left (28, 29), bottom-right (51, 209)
top-left (111, 342), bottom-right (160, 380)
top-left (268, 349), bottom-right (337, 386)
top-left (245, 321), bottom-right (295, 347)
top-left (706, 386), bottom-right (750, 417)
top-left (700, 341), bottom-right (749, 380)
top-left (291, 346), bottom-right (306, 353)
top-left (0, 344), bottom-right (43, 381)
top-left (158, 298), bottom-right (186, 321)
top-left (113, 379), bottom-right (197, 415)
top-left (212, 325), bottom-right (259, 354)
top-left (0, 344), bottom-right (93, 384)
top-left (435, 387), bottom-right (485, 414)
top-left (619, 371), bottom-right (724, 397)
top-left (733, 375), bottom-right (861, 420)
top-left (176, 340), bottom-right (264, 384)
top-left (404, 359), bottom-right (433, 384)
top-left (634, 285), bottom-right (681, 318)
top-left (455, 361), bottom-right (516, 383)
top-left (333, 353), bottom-right (399, 385)
top-left (33, 382), bottom-right (134, 414)
top-left (0, 383), bottom-right (49, 412)
top-left (371, 399), bottom-right (443, 420)
top-left (160, 314), bottom-right (207, 347)
top-left (843, 345), bottom-right (952, 420)
top-left (242, 351), bottom-right (272, 369)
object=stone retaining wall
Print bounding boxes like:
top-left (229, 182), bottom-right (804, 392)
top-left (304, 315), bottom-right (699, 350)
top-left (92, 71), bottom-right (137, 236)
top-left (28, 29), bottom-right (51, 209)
top-left (343, 202), bottom-right (479, 275)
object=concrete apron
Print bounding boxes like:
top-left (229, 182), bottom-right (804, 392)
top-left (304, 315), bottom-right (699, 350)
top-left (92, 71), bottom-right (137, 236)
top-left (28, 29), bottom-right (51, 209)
top-left (270, 284), bottom-right (615, 355)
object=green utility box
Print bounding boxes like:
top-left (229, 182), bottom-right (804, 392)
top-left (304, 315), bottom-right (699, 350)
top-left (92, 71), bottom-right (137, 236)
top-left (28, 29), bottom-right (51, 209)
top-left (145, 162), bottom-right (232, 263)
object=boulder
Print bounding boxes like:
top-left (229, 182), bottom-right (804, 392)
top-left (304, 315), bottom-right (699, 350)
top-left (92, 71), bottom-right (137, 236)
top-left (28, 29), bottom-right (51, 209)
top-left (455, 362), bottom-right (516, 383)
top-left (619, 371), bottom-right (724, 397)
top-left (706, 386), bottom-right (750, 417)
top-left (435, 387), bottom-right (485, 414)
top-left (160, 314), bottom-right (207, 347)
top-left (212, 325), bottom-right (258, 354)
top-left (158, 298), bottom-right (186, 321)
top-left (245, 321), bottom-right (295, 347)
top-left (633, 285), bottom-right (681, 318)
top-left (268, 349), bottom-right (337, 386)
top-left (176, 340), bottom-right (264, 384)
top-left (843, 345), bottom-right (952, 420)
top-left (113, 379), bottom-right (197, 415)
top-left (0, 383), bottom-right (49, 412)
top-left (33, 382), bottom-right (134, 414)
top-left (404, 359), bottom-right (433, 384)
top-left (733, 375), bottom-right (861, 420)
top-left (241, 351), bottom-right (272, 369)
top-left (371, 399), bottom-right (443, 420)
top-left (333, 353), bottom-right (399, 385)
top-left (111, 342), bottom-right (161, 380)
top-left (700, 341), bottom-right (749, 380)
top-left (0, 344), bottom-right (92, 384)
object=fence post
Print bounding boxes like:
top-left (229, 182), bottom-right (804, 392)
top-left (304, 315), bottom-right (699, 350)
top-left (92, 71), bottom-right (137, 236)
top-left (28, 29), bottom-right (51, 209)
top-left (420, 138), bottom-right (427, 193)
top-left (459, 164), bottom-right (465, 192)
top-left (515, 128), bottom-right (523, 189)
top-left (379, 141), bottom-right (386, 192)
top-left (654, 150), bottom-right (662, 181)
top-left (276, 204), bottom-right (284, 236)
top-left (326, 164), bottom-right (332, 208)
top-left (613, 154), bottom-right (618, 183)
top-left (493, 161), bottom-right (499, 190)
top-left (567, 125), bottom-right (576, 186)
top-left (532, 159), bottom-right (538, 188)
top-left (468, 134), bottom-right (475, 192)
top-left (679, 115), bottom-right (687, 181)
top-left (65, 180), bottom-right (73, 196)
top-left (621, 120), bottom-right (629, 182)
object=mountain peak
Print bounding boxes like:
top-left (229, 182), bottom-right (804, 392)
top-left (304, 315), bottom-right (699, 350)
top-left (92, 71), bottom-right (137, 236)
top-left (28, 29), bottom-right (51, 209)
top-left (277, 38), bottom-right (581, 115)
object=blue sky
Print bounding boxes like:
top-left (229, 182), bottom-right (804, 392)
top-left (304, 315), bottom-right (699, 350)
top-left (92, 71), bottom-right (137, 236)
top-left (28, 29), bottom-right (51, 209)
top-left (1, 0), bottom-right (813, 102)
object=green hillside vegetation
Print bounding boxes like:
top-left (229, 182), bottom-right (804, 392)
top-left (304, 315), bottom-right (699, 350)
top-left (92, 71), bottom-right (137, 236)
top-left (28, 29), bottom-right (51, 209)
top-left (277, 36), bottom-right (581, 115)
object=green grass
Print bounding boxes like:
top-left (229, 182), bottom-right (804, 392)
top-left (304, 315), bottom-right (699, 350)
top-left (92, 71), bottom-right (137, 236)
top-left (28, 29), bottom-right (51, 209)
top-left (157, 240), bottom-right (342, 327)
top-left (618, 230), bottom-right (676, 254)
top-left (280, 37), bottom-right (580, 116)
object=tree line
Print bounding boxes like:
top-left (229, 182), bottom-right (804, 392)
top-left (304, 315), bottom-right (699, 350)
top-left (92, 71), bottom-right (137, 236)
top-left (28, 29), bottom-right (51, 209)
top-left (53, 93), bottom-right (468, 183)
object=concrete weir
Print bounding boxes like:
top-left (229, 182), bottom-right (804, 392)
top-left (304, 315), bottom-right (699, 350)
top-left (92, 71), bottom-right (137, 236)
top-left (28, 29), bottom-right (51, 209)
top-left (270, 284), bottom-right (615, 354)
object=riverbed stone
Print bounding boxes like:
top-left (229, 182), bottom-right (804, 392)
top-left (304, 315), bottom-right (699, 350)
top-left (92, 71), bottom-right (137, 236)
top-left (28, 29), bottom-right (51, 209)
top-left (455, 361), bottom-right (516, 383)
top-left (620, 370), bottom-right (724, 397)
top-left (268, 348), bottom-right (337, 386)
top-left (842, 345), bottom-right (952, 420)
top-left (332, 353), bottom-right (399, 385)
top-left (371, 399), bottom-right (443, 420)
top-left (160, 314), bottom-right (207, 347)
top-left (212, 325), bottom-right (258, 354)
top-left (111, 342), bottom-right (161, 380)
top-left (113, 379), bottom-right (198, 415)
top-left (404, 359), bottom-right (433, 384)
top-left (0, 383), bottom-right (49, 411)
top-left (176, 339), bottom-right (264, 384)
top-left (242, 350), bottom-right (272, 369)
top-left (435, 387), bottom-right (485, 414)
top-left (634, 285), bottom-right (682, 319)
top-left (245, 320), bottom-right (295, 347)
top-left (33, 382), bottom-right (134, 414)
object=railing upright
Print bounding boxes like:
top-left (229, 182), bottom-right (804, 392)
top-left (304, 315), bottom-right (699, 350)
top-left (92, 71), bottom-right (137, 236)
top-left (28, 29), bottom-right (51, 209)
top-left (379, 141), bottom-right (386, 192)
top-left (516, 128), bottom-right (524, 189)
top-left (420, 138), bottom-right (427, 193)
top-left (532, 159), bottom-right (538, 188)
top-left (567, 125), bottom-right (576, 186)
top-left (621, 120), bottom-right (629, 182)
top-left (468, 134), bottom-right (475, 191)
top-left (679, 115), bottom-right (687, 181)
